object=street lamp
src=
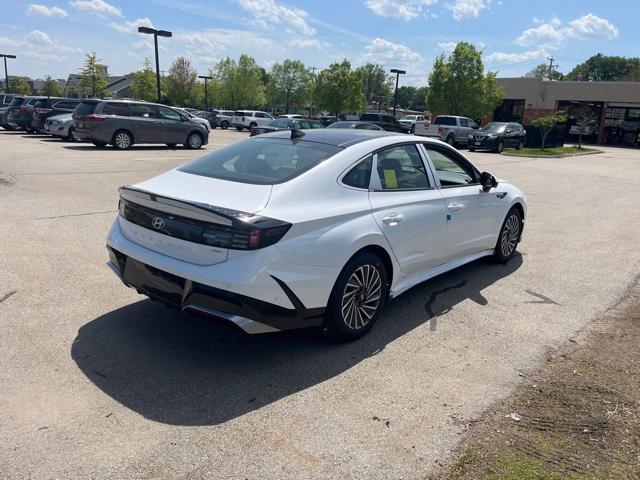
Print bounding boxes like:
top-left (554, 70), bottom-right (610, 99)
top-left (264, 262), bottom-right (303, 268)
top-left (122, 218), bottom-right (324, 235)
top-left (390, 68), bottom-right (406, 118)
top-left (198, 75), bottom-right (213, 111)
top-left (0, 54), bottom-right (16, 93)
top-left (137, 27), bottom-right (172, 103)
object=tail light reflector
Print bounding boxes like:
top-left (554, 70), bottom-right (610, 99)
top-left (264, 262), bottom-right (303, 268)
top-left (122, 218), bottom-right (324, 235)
top-left (85, 114), bottom-right (106, 122)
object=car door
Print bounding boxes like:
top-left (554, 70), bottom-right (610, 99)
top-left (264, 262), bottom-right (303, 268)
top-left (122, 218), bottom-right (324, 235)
top-left (368, 143), bottom-right (448, 276)
top-left (129, 103), bottom-right (161, 143)
top-left (157, 106), bottom-right (186, 144)
top-left (422, 144), bottom-right (502, 260)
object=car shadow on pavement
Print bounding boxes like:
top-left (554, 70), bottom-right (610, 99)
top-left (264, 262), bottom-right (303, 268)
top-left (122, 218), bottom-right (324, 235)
top-left (63, 145), bottom-right (191, 151)
top-left (72, 254), bottom-right (522, 426)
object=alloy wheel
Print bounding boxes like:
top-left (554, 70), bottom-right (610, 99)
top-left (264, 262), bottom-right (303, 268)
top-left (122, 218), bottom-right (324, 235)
top-left (341, 264), bottom-right (382, 330)
top-left (115, 132), bottom-right (131, 149)
top-left (188, 133), bottom-right (202, 149)
top-left (500, 214), bottom-right (520, 257)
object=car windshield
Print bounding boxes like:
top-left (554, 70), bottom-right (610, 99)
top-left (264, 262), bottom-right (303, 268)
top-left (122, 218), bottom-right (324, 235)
top-left (178, 137), bottom-right (342, 185)
top-left (479, 122), bottom-right (507, 133)
top-left (269, 119), bottom-right (293, 128)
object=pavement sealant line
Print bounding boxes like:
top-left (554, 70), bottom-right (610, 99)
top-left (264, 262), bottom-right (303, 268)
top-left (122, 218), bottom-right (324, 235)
top-left (0, 291), bottom-right (17, 304)
top-left (32, 210), bottom-right (117, 221)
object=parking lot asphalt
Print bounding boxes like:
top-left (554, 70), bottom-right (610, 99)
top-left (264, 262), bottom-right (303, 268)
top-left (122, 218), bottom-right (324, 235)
top-left (1, 130), bottom-right (639, 479)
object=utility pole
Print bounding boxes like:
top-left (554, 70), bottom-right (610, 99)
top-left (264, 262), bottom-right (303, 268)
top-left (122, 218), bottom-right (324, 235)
top-left (0, 54), bottom-right (16, 93)
top-left (138, 27), bottom-right (172, 103)
top-left (390, 68), bottom-right (406, 118)
top-left (309, 66), bottom-right (317, 76)
top-left (198, 75), bottom-right (213, 111)
top-left (546, 56), bottom-right (555, 81)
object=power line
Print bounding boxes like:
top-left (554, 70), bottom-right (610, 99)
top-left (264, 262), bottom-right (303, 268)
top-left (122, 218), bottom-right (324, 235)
top-left (486, 57), bottom-right (548, 70)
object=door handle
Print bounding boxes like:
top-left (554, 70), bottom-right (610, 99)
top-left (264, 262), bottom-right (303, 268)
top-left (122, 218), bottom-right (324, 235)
top-left (382, 214), bottom-right (403, 225)
top-left (447, 202), bottom-right (463, 212)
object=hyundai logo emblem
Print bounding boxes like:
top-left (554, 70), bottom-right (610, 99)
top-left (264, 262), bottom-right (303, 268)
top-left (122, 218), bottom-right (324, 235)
top-left (152, 217), bottom-right (165, 230)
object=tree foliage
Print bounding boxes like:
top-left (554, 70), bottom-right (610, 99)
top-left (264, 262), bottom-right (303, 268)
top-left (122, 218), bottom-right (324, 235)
top-left (130, 58), bottom-right (158, 102)
top-left (525, 63), bottom-right (563, 80)
top-left (565, 54), bottom-right (640, 81)
top-left (426, 42), bottom-right (503, 119)
top-left (166, 56), bottom-right (200, 106)
top-left (42, 76), bottom-right (62, 96)
top-left (9, 76), bottom-right (31, 95)
top-left (395, 85), bottom-right (429, 111)
top-left (210, 55), bottom-right (266, 108)
top-left (267, 59), bottom-right (310, 112)
top-left (313, 60), bottom-right (366, 116)
top-left (356, 63), bottom-right (392, 104)
top-left (78, 52), bottom-right (108, 97)
top-left (531, 111), bottom-right (567, 150)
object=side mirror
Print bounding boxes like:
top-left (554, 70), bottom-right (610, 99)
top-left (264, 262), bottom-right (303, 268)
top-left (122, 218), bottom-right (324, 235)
top-left (480, 171), bottom-right (498, 192)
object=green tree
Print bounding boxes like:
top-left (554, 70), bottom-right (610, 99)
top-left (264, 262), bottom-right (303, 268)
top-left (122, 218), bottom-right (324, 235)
top-left (9, 76), bottom-right (31, 95)
top-left (574, 116), bottom-right (591, 149)
top-left (211, 55), bottom-right (266, 109)
top-left (356, 63), bottom-right (392, 104)
top-left (78, 52), bottom-right (108, 97)
top-left (531, 111), bottom-right (567, 150)
top-left (565, 53), bottom-right (640, 81)
top-left (42, 76), bottom-right (62, 96)
top-left (268, 59), bottom-right (310, 113)
top-left (525, 63), bottom-right (563, 80)
top-left (130, 58), bottom-right (158, 102)
top-left (426, 42), bottom-right (503, 119)
top-left (166, 56), bottom-right (198, 106)
top-left (313, 60), bottom-right (366, 118)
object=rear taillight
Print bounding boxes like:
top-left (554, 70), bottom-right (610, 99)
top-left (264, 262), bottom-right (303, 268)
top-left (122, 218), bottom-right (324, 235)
top-left (18, 106), bottom-right (27, 113)
top-left (85, 114), bottom-right (106, 122)
top-left (36, 108), bottom-right (52, 114)
top-left (438, 127), bottom-right (443, 135)
top-left (201, 220), bottom-right (290, 250)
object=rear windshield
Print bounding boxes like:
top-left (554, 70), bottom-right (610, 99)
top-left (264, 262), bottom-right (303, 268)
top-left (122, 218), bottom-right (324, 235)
top-left (34, 98), bottom-right (61, 108)
top-left (434, 116), bottom-right (456, 126)
top-left (8, 97), bottom-right (25, 107)
top-left (270, 118), bottom-right (293, 128)
top-left (360, 113), bottom-right (379, 121)
top-left (179, 137), bottom-right (342, 185)
top-left (75, 102), bottom-right (98, 117)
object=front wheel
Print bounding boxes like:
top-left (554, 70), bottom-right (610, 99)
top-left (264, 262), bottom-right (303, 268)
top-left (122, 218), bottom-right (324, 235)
top-left (67, 126), bottom-right (75, 142)
top-left (325, 252), bottom-right (388, 341)
top-left (221, 120), bottom-right (229, 129)
top-left (495, 140), bottom-right (504, 153)
top-left (468, 147), bottom-right (475, 152)
top-left (185, 132), bottom-right (203, 149)
top-left (516, 140), bottom-right (524, 150)
top-left (446, 135), bottom-right (455, 146)
top-left (494, 208), bottom-right (522, 263)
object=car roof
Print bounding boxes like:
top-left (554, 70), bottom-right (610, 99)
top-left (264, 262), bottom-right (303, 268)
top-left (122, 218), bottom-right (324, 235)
top-left (256, 128), bottom-right (402, 147)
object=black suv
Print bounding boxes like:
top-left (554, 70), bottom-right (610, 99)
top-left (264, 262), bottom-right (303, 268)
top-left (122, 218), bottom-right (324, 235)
top-left (359, 113), bottom-right (411, 133)
top-left (6, 96), bottom-right (44, 131)
top-left (31, 97), bottom-right (82, 132)
top-left (467, 122), bottom-right (526, 152)
top-left (0, 94), bottom-right (15, 130)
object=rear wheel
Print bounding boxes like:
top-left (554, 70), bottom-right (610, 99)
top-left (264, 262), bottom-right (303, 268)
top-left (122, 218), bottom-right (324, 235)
top-left (113, 130), bottom-right (133, 150)
top-left (325, 252), bottom-right (388, 341)
top-left (494, 208), bottom-right (522, 263)
top-left (249, 122), bottom-right (257, 130)
top-left (221, 120), bottom-right (229, 129)
top-left (185, 132), bottom-right (203, 149)
top-left (516, 140), bottom-right (524, 150)
top-left (495, 140), bottom-right (504, 153)
top-left (446, 134), bottom-right (456, 146)
top-left (66, 126), bottom-right (75, 142)
top-left (468, 147), bottom-right (475, 152)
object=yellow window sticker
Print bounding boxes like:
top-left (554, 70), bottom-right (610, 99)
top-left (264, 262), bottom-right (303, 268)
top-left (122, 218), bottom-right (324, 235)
top-left (384, 169), bottom-right (398, 188)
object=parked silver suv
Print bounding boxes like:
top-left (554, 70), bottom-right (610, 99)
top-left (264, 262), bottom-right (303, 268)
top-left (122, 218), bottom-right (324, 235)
top-left (73, 100), bottom-right (209, 150)
top-left (231, 110), bottom-right (274, 131)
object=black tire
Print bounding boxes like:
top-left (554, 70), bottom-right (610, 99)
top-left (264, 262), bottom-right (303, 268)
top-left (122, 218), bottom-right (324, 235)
top-left (494, 207), bottom-right (522, 263)
top-left (93, 141), bottom-right (107, 148)
top-left (516, 140), bottom-right (524, 150)
top-left (67, 126), bottom-right (75, 142)
top-left (446, 134), bottom-right (456, 147)
top-left (211, 124), bottom-right (217, 130)
top-left (236, 126), bottom-right (243, 132)
top-left (112, 130), bottom-right (133, 150)
top-left (325, 252), bottom-right (388, 341)
top-left (221, 120), bottom-right (229, 129)
top-left (166, 143), bottom-right (177, 148)
top-left (468, 147), bottom-right (475, 152)
top-left (185, 132), bottom-right (203, 149)
top-left (249, 122), bottom-right (257, 130)
top-left (495, 140), bottom-right (504, 153)
top-left (1, 124), bottom-right (14, 131)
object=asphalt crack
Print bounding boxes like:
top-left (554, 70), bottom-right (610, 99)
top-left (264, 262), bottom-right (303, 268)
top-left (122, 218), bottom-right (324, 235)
top-left (34, 210), bottom-right (117, 220)
top-left (0, 290), bottom-right (17, 304)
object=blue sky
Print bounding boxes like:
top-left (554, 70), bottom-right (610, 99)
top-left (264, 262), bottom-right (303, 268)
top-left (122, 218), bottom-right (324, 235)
top-left (1, 0), bottom-right (637, 85)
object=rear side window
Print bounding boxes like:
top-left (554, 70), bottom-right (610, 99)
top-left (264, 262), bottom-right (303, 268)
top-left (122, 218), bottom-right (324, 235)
top-left (270, 119), bottom-right (291, 128)
top-left (374, 144), bottom-right (429, 190)
top-left (130, 104), bottom-right (157, 118)
top-left (382, 115), bottom-right (396, 123)
top-left (434, 116), bottom-right (456, 126)
top-left (53, 100), bottom-right (79, 109)
top-left (342, 156), bottom-right (372, 189)
top-left (102, 103), bottom-right (129, 116)
top-left (74, 102), bottom-right (97, 116)
top-left (360, 113), bottom-right (378, 121)
top-left (179, 138), bottom-right (342, 185)
top-left (233, 111), bottom-right (245, 116)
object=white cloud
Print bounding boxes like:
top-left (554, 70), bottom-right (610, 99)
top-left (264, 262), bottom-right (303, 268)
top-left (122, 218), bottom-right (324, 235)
top-left (69, 0), bottom-right (123, 18)
top-left (363, 37), bottom-right (422, 63)
top-left (25, 30), bottom-right (54, 45)
top-left (27, 4), bottom-right (68, 17)
top-left (437, 41), bottom-right (457, 52)
top-left (517, 14), bottom-right (618, 48)
top-left (110, 17), bottom-right (154, 34)
top-left (289, 38), bottom-right (329, 50)
top-left (236, 0), bottom-right (315, 36)
top-left (484, 48), bottom-right (549, 64)
top-left (447, 0), bottom-right (489, 20)
top-left (2, 30), bottom-right (81, 67)
top-left (364, 0), bottom-right (438, 21)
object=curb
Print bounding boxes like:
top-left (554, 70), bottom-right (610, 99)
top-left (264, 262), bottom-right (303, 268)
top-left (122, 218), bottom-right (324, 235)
top-left (501, 149), bottom-right (604, 158)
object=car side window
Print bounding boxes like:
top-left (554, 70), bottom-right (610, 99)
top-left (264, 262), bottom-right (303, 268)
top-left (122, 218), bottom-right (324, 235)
top-left (102, 103), bottom-right (129, 116)
top-left (342, 156), bottom-right (372, 189)
top-left (424, 147), bottom-right (477, 187)
top-left (373, 144), bottom-right (430, 190)
top-left (130, 104), bottom-right (157, 118)
top-left (158, 106), bottom-right (182, 122)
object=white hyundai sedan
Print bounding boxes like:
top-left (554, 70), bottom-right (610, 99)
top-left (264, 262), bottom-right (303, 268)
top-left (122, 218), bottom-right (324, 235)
top-left (107, 129), bottom-right (526, 340)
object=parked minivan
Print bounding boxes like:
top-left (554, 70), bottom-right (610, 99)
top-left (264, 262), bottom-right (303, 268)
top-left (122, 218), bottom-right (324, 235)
top-left (73, 99), bottom-right (209, 150)
top-left (231, 110), bottom-right (274, 131)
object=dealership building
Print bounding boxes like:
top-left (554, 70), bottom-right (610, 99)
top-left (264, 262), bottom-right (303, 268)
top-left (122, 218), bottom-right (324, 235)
top-left (491, 78), bottom-right (640, 146)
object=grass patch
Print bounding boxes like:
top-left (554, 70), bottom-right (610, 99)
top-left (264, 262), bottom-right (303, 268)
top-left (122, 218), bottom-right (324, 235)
top-left (506, 146), bottom-right (600, 157)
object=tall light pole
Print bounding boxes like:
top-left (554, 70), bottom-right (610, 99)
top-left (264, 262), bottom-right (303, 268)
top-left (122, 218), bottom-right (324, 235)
top-left (1, 54), bottom-right (16, 93)
top-left (137, 27), bottom-right (172, 103)
top-left (390, 68), bottom-right (406, 118)
top-left (198, 75), bottom-right (213, 111)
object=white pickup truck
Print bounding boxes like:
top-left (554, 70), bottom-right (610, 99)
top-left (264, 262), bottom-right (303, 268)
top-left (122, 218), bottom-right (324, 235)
top-left (417, 115), bottom-right (478, 147)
